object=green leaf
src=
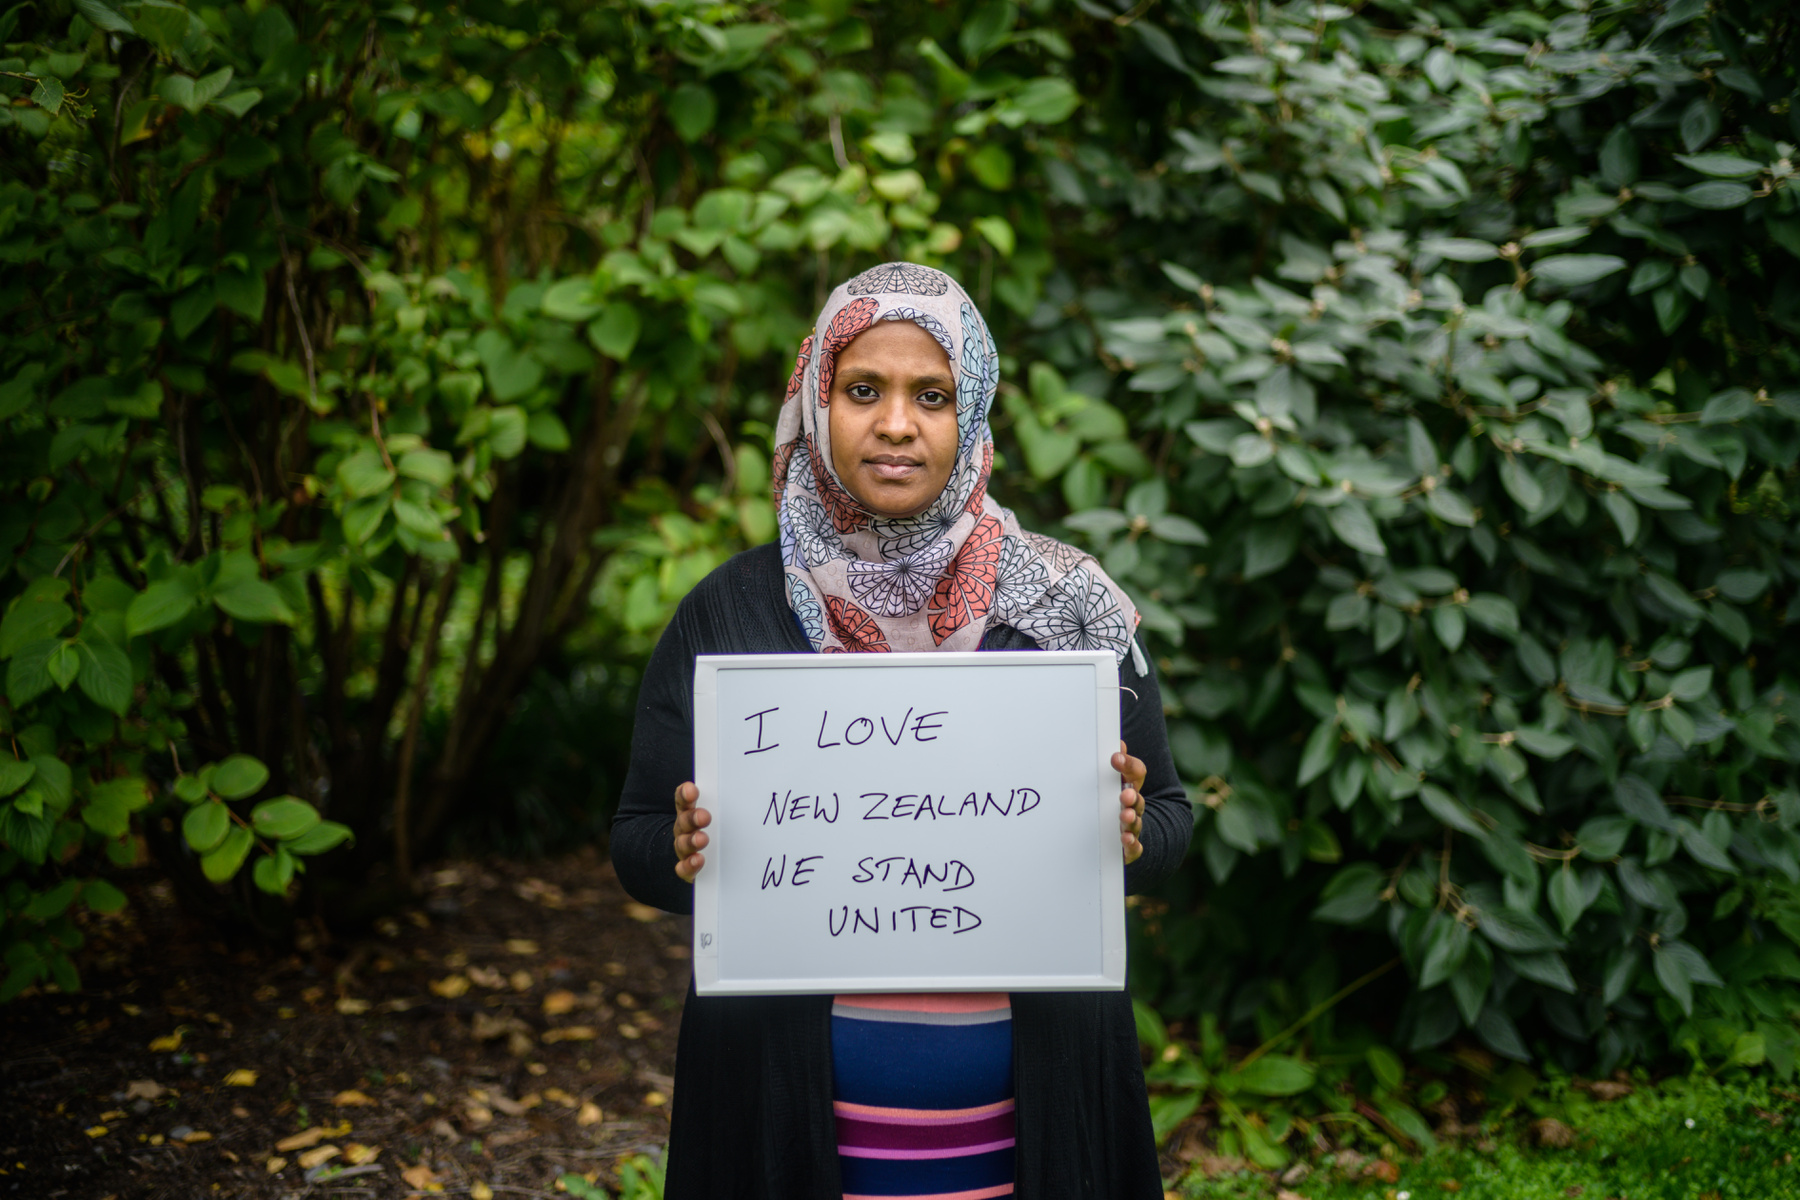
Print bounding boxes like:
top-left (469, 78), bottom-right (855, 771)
top-left (6, 639), bottom-right (60, 707)
top-left (1678, 97), bottom-right (1720, 154)
top-left (284, 819), bottom-right (353, 855)
top-left (1547, 866), bottom-right (1595, 934)
top-left (30, 76), bottom-right (65, 115)
top-left (201, 825), bottom-right (255, 883)
top-left (1418, 783), bottom-right (1486, 838)
top-left (1673, 152), bottom-right (1764, 178)
top-left (210, 754), bottom-right (269, 800)
top-left (1653, 944), bottom-right (1694, 1014)
top-left (83, 879), bottom-right (128, 914)
top-left (1297, 719), bottom-right (1339, 786)
top-left (0, 584), bottom-right (74, 658)
top-left (1419, 237), bottom-right (1498, 262)
top-left (527, 411), bottom-right (572, 452)
top-left (76, 638), bottom-right (133, 715)
top-left (182, 801), bottom-right (230, 853)
top-left (396, 448), bottom-right (454, 487)
top-left (588, 304), bottom-right (642, 361)
top-left (1475, 903), bottom-right (1563, 953)
top-left (1680, 181), bottom-right (1753, 210)
top-left (1233, 1054), bottom-right (1314, 1096)
top-left (1532, 254), bottom-right (1627, 288)
top-left (1498, 455), bottom-right (1544, 512)
top-left (213, 580), bottom-right (296, 625)
top-left (1598, 126), bottom-right (1638, 188)
top-left (127, 576), bottom-right (201, 637)
top-left (1326, 501), bottom-right (1386, 556)
top-left (1430, 604), bottom-right (1466, 652)
top-left (83, 777), bottom-right (148, 837)
top-left (0, 754), bottom-right (35, 797)
top-left (1313, 863), bottom-right (1384, 924)
top-left (1464, 594), bottom-right (1518, 638)
top-left (337, 447), bottom-right (396, 498)
top-left (1420, 916), bottom-right (1471, 988)
top-left (667, 82), bottom-right (717, 142)
top-left (213, 89), bottom-right (263, 118)
top-left (251, 796), bottom-right (320, 840)
top-left (541, 279), bottom-right (604, 322)
top-left (30, 755), bottom-right (71, 812)
top-left (75, 0), bottom-right (136, 33)
top-left (47, 643), bottom-right (80, 691)
top-left (487, 406), bottom-right (528, 459)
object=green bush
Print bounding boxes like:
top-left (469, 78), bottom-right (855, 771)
top-left (0, 0), bottom-right (1101, 991)
top-left (995, 0), bottom-right (1800, 1086)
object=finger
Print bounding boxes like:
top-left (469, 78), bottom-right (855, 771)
top-left (675, 851), bottom-right (705, 883)
top-left (674, 781), bottom-right (698, 810)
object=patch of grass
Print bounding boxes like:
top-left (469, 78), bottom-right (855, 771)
top-left (1177, 1074), bottom-right (1800, 1200)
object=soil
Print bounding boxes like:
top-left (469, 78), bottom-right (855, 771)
top-left (0, 846), bottom-right (690, 1199)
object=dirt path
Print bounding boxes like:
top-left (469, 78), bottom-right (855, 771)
top-left (1, 847), bottom-right (688, 1198)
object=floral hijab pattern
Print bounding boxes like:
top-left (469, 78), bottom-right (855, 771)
top-left (774, 262), bottom-right (1142, 664)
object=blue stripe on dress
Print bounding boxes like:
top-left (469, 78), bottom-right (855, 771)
top-left (838, 1146), bottom-right (1017, 1196)
top-left (831, 1012), bottom-right (1013, 1110)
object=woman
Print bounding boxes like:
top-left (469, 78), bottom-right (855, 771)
top-left (611, 263), bottom-right (1191, 1199)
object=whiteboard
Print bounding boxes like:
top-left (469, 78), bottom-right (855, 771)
top-left (691, 650), bottom-right (1125, 995)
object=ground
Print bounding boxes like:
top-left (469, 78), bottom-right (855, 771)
top-left (1, 847), bottom-right (687, 1199)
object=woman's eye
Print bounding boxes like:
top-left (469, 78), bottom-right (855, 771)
top-left (848, 383), bottom-right (878, 399)
top-left (919, 390), bottom-right (950, 407)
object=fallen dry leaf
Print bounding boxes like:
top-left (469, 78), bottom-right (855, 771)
top-left (223, 1069), bottom-right (258, 1087)
top-left (462, 1102), bottom-right (493, 1128)
top-left (147, 1031), bottom-right (183, 1052)
top-left (542, 1088), bottom-right (577, 1109)
top-left (1276, 1192), bottom-right (1304, 1200)
top-left (333, 1089), bottom-right (377, 1107)
top-left (510, 969), bottom-right (534, 991)
top-left (343, 1143), bottom-right (381, 1165)
top-left (429, 974), bottom-right (471, 999)
top-left (1588, 1080), bottom-right (1632, 1101)
top-left (542, 990), bottom-right (577, 1015)
top-left (1363, 1159), bottom-right (1401, 1183)
top-left (99, 1109), bottom-right (126, 1122)
top-left (265, 1157), bottom-right (287, 1174)
top-left (543, 1025), bottom-right (597, 1043)
top-left (181, 1130), bottom-right (212, 1144)
top-left (275, 1127), bottom-right (325, 1152)
top-left (623, 901), bottom-right (661, 923)
top-left (402, 1162), bottom-right (442, 1189)
top-left (336, 997), bottom-right (372, 1015)
top-left (644, 1091), bottom-right (668, 1107)
top-left (576, 1101), bottom-right (603, 1127)
top-left (505, 938), bottom-right (539, 956)
top-left (467, 965), bottom-right (505, 988)
top-left (472, 1182), bottom-right (494, 1200)
top-left (85, 1125), bottom-right (109, 1138)
top-left (124, 1080), bottom-right (165, 1101)
top-left (120, 1002), bottom-right (143, 1016)
top-left (296, 1144), bottom-right (340, 1170)
top-left (1534, 1117), bottom-right (1577, 1148)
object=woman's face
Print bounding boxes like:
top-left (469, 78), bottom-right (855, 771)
top-left (826, 320), bottom-right (959, 520)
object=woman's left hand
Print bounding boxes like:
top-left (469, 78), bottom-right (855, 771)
top-left (1113, 740), bottom-right (1147, 865)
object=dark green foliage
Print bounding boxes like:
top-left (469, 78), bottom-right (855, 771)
top-left (1006, 0), bottom-right (1800, 1085)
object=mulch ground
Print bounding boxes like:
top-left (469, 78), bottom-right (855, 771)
top-left (1, 846), bottom-right (690, 1199)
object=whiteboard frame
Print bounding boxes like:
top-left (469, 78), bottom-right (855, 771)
top-left (691, 649), bottom-right (1125, 996)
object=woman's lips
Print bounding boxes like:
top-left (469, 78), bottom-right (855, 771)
top-left (866, 457), bottom-right (921, 480)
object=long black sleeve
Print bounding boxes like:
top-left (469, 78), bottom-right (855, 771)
top-left (609, 544), bottom-right (1193, 912)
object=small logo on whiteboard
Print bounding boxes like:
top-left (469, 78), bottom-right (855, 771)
top-left (700, 933), bottom-right (714, 948)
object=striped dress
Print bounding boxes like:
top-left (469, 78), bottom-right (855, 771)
top-left (830, 993), bottom-right (1015, 1199)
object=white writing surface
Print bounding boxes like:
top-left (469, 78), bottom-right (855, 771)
top-left (691, 650), bottom-right (1124, 995)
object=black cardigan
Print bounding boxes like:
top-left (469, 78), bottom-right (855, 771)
top-left (611, 542), bottom-right (1192, 1199)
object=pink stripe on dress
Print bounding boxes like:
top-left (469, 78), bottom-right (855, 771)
top-left (834, 1098), bottom-right (1015, 1124)
top-left (834, 992), bottom-right (1010, 1013)
top-left (844, 1187), bottom-right (1013, 1200)
top-left (839, 1138), bottom-right (1017, 1161)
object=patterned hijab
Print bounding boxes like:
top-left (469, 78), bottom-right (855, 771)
top-left (773, 262), bottom-right (1142, 664)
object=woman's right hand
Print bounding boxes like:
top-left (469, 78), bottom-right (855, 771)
top-left (673, 781), bottom-right (711, 883)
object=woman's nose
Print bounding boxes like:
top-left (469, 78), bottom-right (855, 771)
top-left (871, 397), bottom-right (914, 441)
